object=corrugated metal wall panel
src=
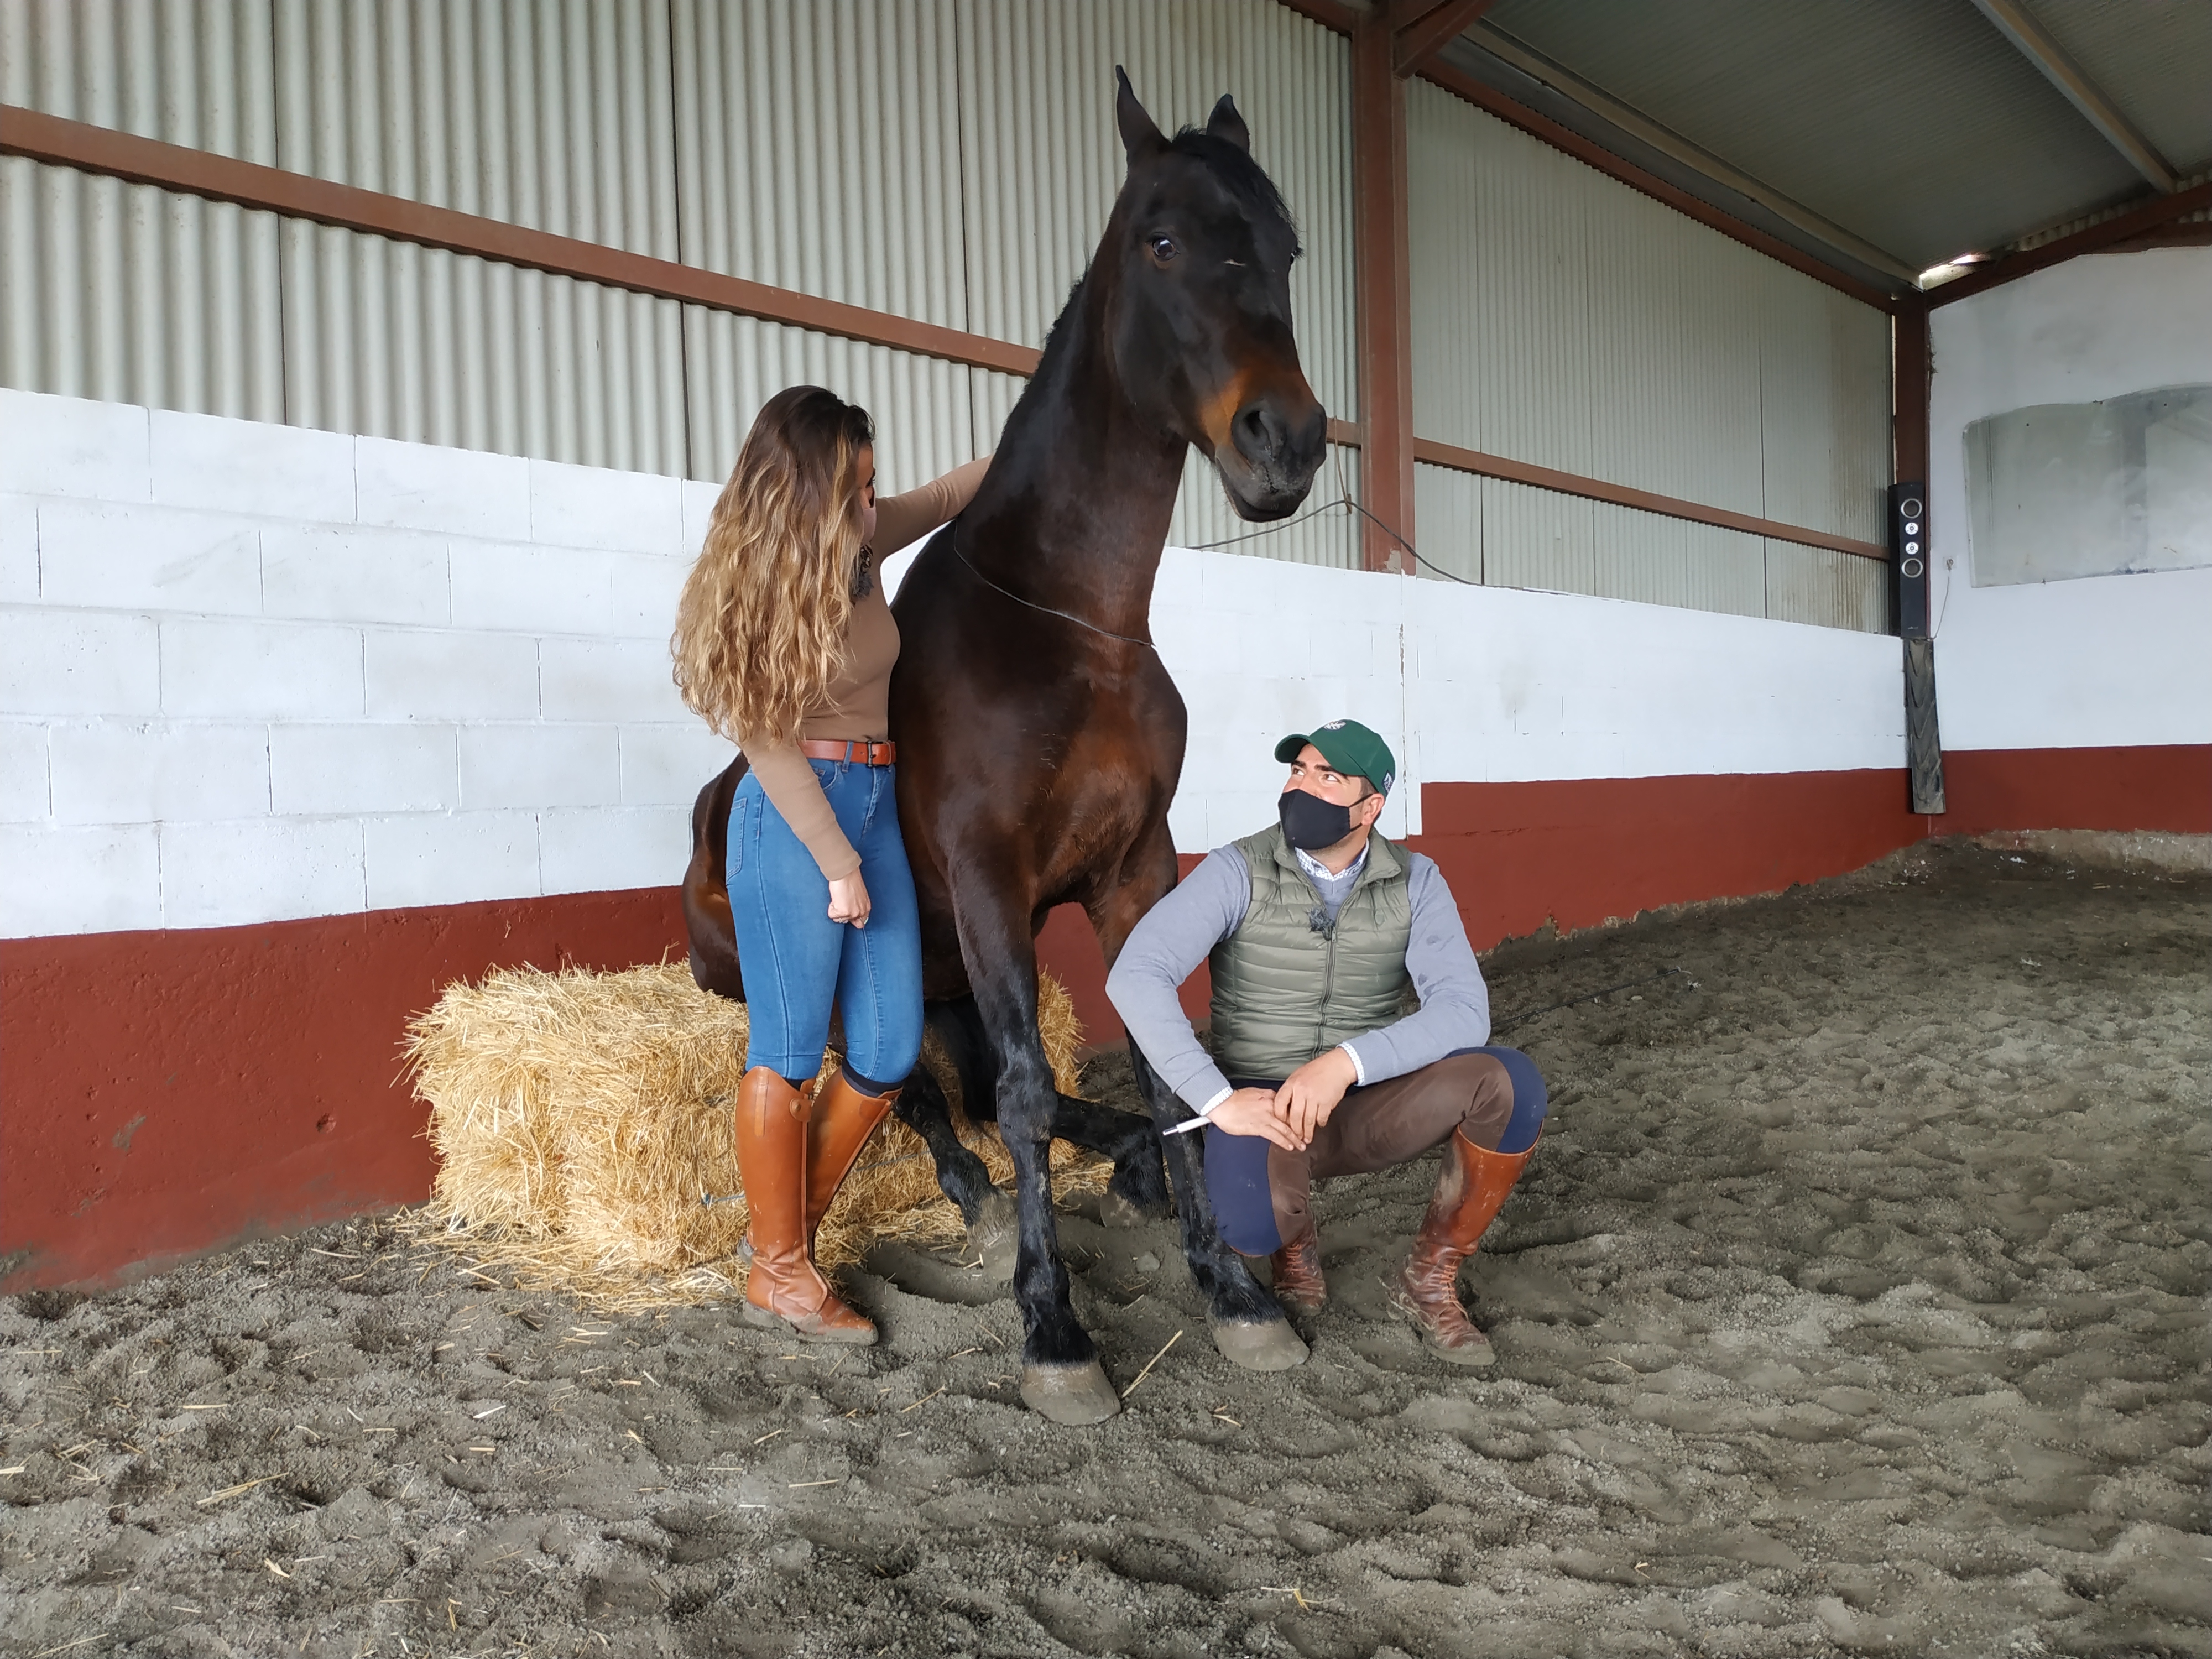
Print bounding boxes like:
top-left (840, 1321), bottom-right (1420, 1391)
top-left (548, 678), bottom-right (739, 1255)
top-left (282, 220), bottom-right (688, 475)
top-left (1, 1), bottom-right (284, 420)
top-left (670, 0), bottom-right (967, 330)
top-left (1, 0), bottom-right (276, 160)
top-left (269, 0), bottom-right (678, 257)
top-left (1408, 75), bottom-right (1890, 630)
top-left (1480, 477), bottom-right (1598, 597)
top-left (0, 155), bottom-right (286, 421)
top-left (957, 0), bottom-right (1355, 421)
top-left (1413, 461), bottom-right (1482, 583)
top-left (683, 305), bottom-right (974, 497)
top-left (1758, 267), bottom-right (1891, 546)
top-left (264, 0), bottom-right (686, 474)
top-left (1583, 188), bottom-right (1764, 515)
top-left (1765, 541), bottom-right (1888, 633)
top-left (1593, 504), bottom-right (1764, 618)
top-left (1407, 79), bottom-right (1592, 472)
top-left (966, 366), bottom-right (1027, 461)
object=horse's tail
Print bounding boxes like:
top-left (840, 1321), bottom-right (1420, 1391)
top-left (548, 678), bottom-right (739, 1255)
top-left (682, 756), bottom-right (749, 1000)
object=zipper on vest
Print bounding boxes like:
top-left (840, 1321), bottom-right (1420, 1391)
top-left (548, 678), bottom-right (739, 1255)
top-left (1316, 916), bottom-right (1338, 1060)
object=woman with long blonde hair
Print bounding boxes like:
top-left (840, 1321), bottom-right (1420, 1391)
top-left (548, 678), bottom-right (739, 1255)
top-left (673, 385), bottom-right (988, 1343)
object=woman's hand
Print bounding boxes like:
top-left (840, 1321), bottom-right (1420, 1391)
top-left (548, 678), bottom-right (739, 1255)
top-left (827, 871), bottom-right (872, 928)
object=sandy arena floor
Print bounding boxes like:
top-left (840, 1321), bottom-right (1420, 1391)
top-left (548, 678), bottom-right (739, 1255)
top-left (3, 840), bottom-right (2206, 1659)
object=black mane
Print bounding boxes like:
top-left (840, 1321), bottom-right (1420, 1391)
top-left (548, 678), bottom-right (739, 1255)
top-left (1170, 128), bottom-right (1301, 254)
top-left (1024, 127), bottom-right (1302, 385)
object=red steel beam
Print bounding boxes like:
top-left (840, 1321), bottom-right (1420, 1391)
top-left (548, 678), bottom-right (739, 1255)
top-left (1394, 0), bottom-right (1499, 79)
top-left (1926, 178), bottom-right (2212, 307)
top-left (1412, 437), bottom-right (1889, 561)
top-left (0, 106), bottom-right (1042, 378)
top-left (0, 106), bottom-right (1366, 451)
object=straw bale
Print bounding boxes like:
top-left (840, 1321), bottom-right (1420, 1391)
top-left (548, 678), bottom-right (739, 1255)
top-left (404, 962), bottom-right (1109, 1310)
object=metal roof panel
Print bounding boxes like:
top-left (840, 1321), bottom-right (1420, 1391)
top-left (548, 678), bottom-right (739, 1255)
top-left (2017, 0), bottom-right (2212, 175)
top-left (1482, 0), bottom-right (2152, 267)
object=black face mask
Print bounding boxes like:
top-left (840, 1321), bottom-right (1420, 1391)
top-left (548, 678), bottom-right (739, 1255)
top-left (1279, 788), bottom-right (1358, 852)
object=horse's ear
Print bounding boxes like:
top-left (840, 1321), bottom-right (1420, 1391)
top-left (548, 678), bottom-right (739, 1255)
top-left (1206, 94), bottom-right (1250, 153)
top-left (1115, 66), bottom-right (1168, 163)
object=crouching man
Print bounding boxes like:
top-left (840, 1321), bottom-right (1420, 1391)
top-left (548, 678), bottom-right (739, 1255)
top-left (1106, 721), bottom-right (1544, 1366)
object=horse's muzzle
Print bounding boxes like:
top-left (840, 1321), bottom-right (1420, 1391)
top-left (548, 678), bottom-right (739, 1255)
top-left (1220, 394), bottom-right (1328, 521)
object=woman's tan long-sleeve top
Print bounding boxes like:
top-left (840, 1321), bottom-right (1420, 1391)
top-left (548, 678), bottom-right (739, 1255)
top-left (739, 457), bottom-right (989, 880)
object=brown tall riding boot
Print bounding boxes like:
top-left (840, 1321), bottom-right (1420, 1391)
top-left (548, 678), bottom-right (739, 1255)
top-left (805, 1070), bottom-right (900, 1244)
top-left (733, 1067), bottom-right (876, 1344)
top-left (1392, 1130), bottom-right (1537, 1366)
top-left (1268, 1226), bottom-right (1328, 1316)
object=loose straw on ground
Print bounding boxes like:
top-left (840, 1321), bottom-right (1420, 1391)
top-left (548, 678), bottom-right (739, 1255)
top-left (403, 962), bottom-right (1110, 1311)
top-left (1120, 1329), bottom-right (1183, 1399)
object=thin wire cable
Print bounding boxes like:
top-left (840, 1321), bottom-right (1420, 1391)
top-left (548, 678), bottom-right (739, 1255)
top-left (1186, 446), bottom-right (1479, 584)
top-left (948, 542), bottom-right (1157, 649)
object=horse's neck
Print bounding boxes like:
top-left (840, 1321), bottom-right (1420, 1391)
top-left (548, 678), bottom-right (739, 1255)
top-left (962, 286), bottom-right (1187, 637)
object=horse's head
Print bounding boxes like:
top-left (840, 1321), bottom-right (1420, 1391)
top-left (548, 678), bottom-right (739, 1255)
top-left (1103, 70), bottom-right (1328, 523)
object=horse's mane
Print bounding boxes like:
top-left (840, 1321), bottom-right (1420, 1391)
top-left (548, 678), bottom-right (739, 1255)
top-left (1167, 128), bottom-right (1301, 254)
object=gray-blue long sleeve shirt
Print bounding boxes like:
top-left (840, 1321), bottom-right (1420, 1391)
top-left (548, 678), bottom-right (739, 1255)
top-left (1104, 839), bottom-right (1492, 1118)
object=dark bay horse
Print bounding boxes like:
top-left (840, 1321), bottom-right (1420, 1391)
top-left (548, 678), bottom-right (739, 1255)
top-left (685, 73), bottom-right (1328, 1423)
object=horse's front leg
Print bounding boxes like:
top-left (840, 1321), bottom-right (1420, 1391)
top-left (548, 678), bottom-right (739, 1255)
top-left (1094, 837), bottom-right (1308, 1373)
top-left (958, 902), bottom-right (1121, 1425)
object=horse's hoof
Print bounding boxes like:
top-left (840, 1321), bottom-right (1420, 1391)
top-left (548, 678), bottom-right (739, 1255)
top-left (1209, 1315), bottom-right (1309, 1372)
top-left (1019, 1359), bottom-right (1123, 1425)
top-left (966, 1188), bottom-right (1019, 1281)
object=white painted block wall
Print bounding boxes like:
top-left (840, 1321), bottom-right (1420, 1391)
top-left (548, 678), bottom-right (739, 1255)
top-left (1, 390), bottom-right (734, 938)
top-left (5, 392), bottom-right (1911, 940)
top-left (1927, 247), bottom-right (2212, 754)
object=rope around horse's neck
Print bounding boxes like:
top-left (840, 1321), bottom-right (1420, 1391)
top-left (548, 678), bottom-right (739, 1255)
top-left (948, 542), bottom-right (1159, 649)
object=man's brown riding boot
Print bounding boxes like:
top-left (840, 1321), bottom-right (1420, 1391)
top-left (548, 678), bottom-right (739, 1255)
top-left (733, 1067), bottom-right (876, 1344)
top-left (805, 1070), bottom-right (900, 1245)
top-left (1268, 1226), bottom-right (1328, 1316)
top-left (1392, 1130), bottom-right (1537, 1366)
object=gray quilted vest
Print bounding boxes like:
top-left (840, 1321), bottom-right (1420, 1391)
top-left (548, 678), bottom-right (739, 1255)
top-left (1209, 824), bottom-right (1415, 1082)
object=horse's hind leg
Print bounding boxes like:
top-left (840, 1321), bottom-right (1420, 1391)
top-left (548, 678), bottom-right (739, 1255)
top-left (936, 994), bottom-right (1162, 1220)
top-left (891, 1064), bottom-right (1008, 1234)
top-left (1092, 834), bottom-right (1305, 1373)
top-left (1044, 1094), bottom-right (1171, 1225)
top-left (1124, 1044), bottom-right (1305, 1370)
top-left (896, 1003), bottom-right (1018, 1275)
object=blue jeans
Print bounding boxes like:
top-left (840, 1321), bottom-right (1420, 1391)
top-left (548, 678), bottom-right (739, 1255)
top-left (727, 759), bottom-right (924, 1087)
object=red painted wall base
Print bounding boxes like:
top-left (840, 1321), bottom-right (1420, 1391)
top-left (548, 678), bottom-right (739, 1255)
top-left (3, 891), bottom-right (685, 1293)
top-left (1413, 768), bottom-right (1931, 950)
top-left (6, 744), bottom-right (2202, 1291)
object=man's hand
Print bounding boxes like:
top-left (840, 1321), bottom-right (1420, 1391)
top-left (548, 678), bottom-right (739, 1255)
top-left (827, 870), bottom-right (872, 927)
top-left (1276, 1047), bottom-right (1358, 1144)
top-left (1206, 1087), bottom-right (1302, 1151)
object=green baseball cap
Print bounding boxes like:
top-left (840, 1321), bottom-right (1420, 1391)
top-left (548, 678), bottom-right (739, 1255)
top-left (1274, 719), bottom-right (1397, 796)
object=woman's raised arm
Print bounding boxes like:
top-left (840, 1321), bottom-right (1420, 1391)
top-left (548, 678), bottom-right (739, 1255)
top-left (871, 455), bottom-right (992, 557)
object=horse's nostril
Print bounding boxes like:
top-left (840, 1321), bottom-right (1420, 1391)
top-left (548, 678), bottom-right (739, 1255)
top-left (1235, 402), bottom-right (1286, 461)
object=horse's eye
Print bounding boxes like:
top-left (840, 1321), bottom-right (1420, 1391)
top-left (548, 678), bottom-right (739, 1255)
top-left (1148, 236), bottom-right (1178, 262)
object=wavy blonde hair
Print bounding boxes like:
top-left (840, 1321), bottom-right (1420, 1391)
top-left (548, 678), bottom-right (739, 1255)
top-left (672, 387), bottom-right (875, 745)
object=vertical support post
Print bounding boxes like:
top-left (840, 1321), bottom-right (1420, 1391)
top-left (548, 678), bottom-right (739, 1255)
top-left (1353, 7), bottom-right (1416, 573)
top-left (1893, 295), bottom-right (1929, 495)
top-left (1892, 296), bottom-right (1944, 817)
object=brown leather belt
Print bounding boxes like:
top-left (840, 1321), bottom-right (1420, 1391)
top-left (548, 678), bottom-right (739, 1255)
top-left (799, 738), bottom-right (896, 766)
